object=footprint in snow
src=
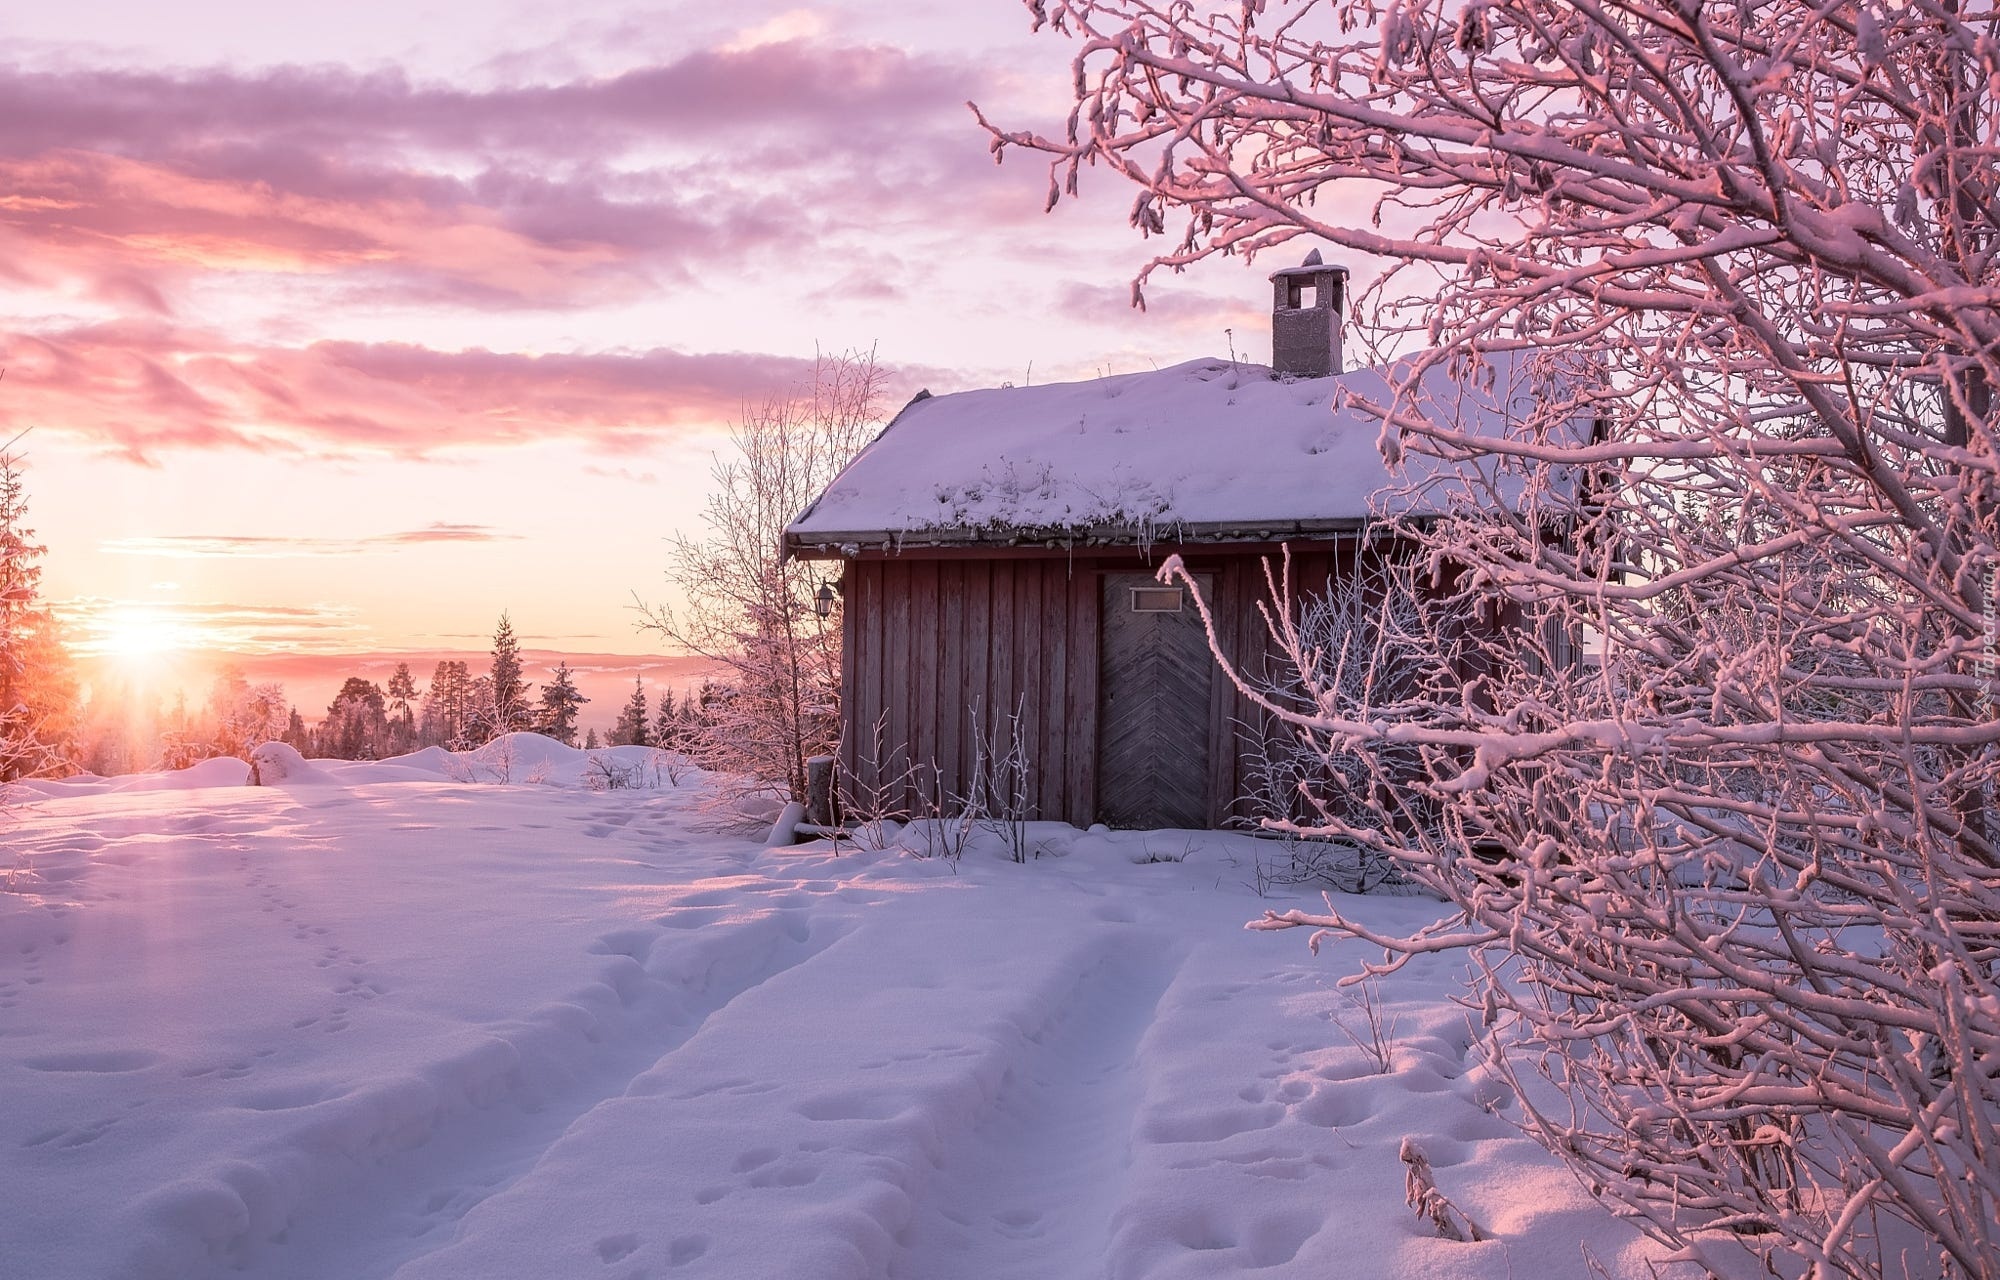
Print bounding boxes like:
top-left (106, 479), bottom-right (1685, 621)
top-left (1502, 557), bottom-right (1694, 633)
top-left (747, 1162), bottom-right (819, 1189)
top-left (993, 1207), bottom-right (1043, 1238)
top-left (1295, 1085), bottom-right (1370, 1129)
top-left (668, 1235), bottom-right (709, 1266)
top-left (595, 1233), bottom-right (640, 1263)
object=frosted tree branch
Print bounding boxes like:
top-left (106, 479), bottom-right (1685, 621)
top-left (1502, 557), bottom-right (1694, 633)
top-left (996, 1), bottom-right (2000, 1275)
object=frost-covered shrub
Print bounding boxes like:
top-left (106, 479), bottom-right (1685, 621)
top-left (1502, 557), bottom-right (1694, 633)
top-left (584, 753), bottom-right (644, 792)
top-left (999, 1), bottom-right (2000, 1274)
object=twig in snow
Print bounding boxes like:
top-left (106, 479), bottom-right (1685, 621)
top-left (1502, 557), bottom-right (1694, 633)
top-left (1400, 1137), bottom-right (1484, 1242)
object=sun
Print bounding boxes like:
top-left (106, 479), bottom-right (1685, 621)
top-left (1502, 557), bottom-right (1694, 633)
top-left (96, 610), bottom-right (196, 663)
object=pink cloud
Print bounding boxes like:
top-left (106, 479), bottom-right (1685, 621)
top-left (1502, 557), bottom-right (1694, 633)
top-left (0, 322), bottom-right (934, 461)
top-left (102, 524), bottom-right (522, 558)
top-left (0, 41), bottom-right (1025, 315)
top-left (1054, 281), bottom-right (1267, 340)
top-left (0, 150), bottom-right (680, 312)
top-left (0, 40), bottom-right (1053, 460)
top-left (0, 42), bottom-right (970, 157)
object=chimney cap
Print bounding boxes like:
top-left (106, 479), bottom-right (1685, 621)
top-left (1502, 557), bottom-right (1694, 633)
top-left (1269, 248), bottom-right (1348, 281)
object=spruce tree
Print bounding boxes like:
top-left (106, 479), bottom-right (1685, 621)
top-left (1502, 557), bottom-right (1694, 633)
top-left (385, 662), bottom-right (419, 753)
top-left (651, 687), bottom-right (679, 749)
top-left (284, 707), bottom-right (309, 753)
top-left (488, 613), bottom-right (529, 737)
top-left (583, 727), bottom-right (600, 750)
top-left (610, 677), bottom-right (649, 746)
top-left (421, 660), bottom-right (471, 748)
top-left (322, 678), bottom-right (388, 759)
top-left (465, 675), bottom-right (498, 745)
top-left (0, 453), bottom-right (76, 779)
top-left (536, 662), bottom-right (588, 746)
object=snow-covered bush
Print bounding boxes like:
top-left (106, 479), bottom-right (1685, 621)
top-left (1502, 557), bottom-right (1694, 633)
top-left (651, 749), bottom-right (691, 789)
top-left (962, 697), bottom-right (1037, 863)
top-left (443, 733), bottom-right (564, 786)
top-left (1234, 554), bottom-right (1425, 895)
top-left (834, 711), bottom-right (929, 852)
top-left (583, 752), bottom-right (644, 792)
top-left (828, 701), bottom-right (1041, 864)
top-left (998, 2), bottom-right (2000, 1275)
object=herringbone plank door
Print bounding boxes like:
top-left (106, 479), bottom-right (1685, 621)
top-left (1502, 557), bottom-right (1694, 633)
top-left (1097, 574), bottom-right (1212, 828)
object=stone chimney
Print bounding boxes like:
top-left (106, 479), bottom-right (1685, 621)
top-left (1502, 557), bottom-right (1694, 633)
top-left (1269, 249), bottom-right (1349, 378)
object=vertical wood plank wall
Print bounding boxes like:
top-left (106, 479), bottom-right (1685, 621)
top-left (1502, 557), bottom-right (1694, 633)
top-left (841, 557), bottom-right (1101, 827)
top-left (839, 545), bottom-right (1355, 830)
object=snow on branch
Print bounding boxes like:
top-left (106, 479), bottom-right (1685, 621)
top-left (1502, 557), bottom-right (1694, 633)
top-left (1000, 2), bottom-right (2000, 1275)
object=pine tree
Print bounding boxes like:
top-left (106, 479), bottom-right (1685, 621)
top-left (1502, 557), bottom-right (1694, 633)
top-left (0, 452), bottom-right (76, 779)
top-left (76, 678), bottom-right (156, 777)
top-left (322, 678), bottom-right (389, 759)
top-left (583, 726), bottom-right (601, 750)
top-left (488, 613), bottom-right (530, 737)
top-left (536, 661), bottom-right (588, 746)
top-left (206, 666), bottom-right (250, 753)
top-left (420, 661), bottom-right (471, 748)
top-left (208, 669), bottom-right (288, 758)
top-left (283, 706), bottom-right (309, 753)
top-left (385, 662), bottom-right (419, 754)
top-left (206, 667), bottom-right (284, 758)
top-left (464, 675), bottom-right (497, 745)
top-left (610, 677), bottom-right (649, 746)
top-left (155, 690), bottom-right (208, 770)
top-left (651, 687), bottom-right (679, 749)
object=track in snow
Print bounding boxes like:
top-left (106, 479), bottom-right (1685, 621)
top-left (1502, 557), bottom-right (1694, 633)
top-left (231, 905), bottom-right (842, 1280)
top-left (891, 934), bottom-right (1183, 1280)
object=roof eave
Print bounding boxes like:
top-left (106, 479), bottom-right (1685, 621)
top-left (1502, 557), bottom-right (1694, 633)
top-left (781, 516), bottom-right (1419, 559)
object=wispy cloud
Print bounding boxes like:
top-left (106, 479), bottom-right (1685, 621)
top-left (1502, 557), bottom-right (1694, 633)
top-left (0, 324), bottom-right (919, 461)
top-left (57, 595), bottom-right (368, 656)
top-left (582, 463), bottom-right (660, 485)
top-left (1055, 281), bottom-right (1267, 339)
top-left (102, 523), bottom-right (523, 558)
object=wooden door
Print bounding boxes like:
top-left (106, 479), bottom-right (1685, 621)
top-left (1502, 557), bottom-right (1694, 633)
top-left (1097, 573), bottom-right (1213, 828)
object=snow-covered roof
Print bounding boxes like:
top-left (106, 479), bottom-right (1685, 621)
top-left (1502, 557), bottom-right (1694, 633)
top-left (786, 349), bottom-right (1571, 554)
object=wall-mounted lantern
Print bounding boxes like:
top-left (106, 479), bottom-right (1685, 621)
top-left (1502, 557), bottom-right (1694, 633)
top-left (813, 580), bottom-right (839, 619)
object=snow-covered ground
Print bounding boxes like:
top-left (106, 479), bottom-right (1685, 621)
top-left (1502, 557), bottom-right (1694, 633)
top-left (2, 736), bottom-right (1668, 1280)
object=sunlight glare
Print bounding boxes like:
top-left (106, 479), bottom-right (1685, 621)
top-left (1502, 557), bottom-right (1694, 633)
top-left (98, 611), bottom-right (197, 663)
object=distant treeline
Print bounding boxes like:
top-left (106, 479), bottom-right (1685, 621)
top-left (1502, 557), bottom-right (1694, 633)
top-left (65, 616), bottom-right (719, 776)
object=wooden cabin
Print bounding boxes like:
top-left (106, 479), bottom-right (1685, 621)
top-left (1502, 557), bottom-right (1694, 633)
top-left (784, 256), bottom-right (1563, 829)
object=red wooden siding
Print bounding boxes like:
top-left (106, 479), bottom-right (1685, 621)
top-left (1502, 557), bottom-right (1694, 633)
top-left (837, 542), bottom-right (1384, 829)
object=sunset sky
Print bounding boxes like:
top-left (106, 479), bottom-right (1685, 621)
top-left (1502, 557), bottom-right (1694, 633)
top-left (0, 0), bottom-right (1288, 707)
